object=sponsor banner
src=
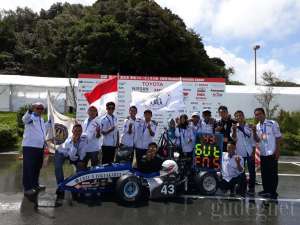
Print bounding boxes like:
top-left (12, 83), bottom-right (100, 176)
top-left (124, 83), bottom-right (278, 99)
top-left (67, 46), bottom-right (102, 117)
top-left (76, 75), bottom-right (225, 141)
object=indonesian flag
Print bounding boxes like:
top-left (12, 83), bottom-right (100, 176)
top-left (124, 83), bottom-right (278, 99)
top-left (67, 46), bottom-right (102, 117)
top-left (84, 76), bottom-right (118, 115)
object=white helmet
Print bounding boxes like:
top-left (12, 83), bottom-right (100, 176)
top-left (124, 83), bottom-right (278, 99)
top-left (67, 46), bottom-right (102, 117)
top-left (160, 160), bottom-right (178, 177)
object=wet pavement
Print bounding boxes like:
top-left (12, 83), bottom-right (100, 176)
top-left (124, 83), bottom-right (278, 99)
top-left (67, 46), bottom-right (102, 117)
top-left (0, 154), bottom-right (300, 225)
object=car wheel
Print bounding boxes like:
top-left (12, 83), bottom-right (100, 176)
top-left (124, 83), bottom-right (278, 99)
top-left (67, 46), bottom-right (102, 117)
top-left (116, 175), bottom-right (142, 204)
top-left (194, 172), bottom-right (218, 195)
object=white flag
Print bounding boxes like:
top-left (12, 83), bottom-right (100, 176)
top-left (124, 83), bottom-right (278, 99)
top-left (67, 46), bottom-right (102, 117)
top-left (131, 81), bottom-right (185, 116)
top-left (47, 91), bottom-right (76, 153)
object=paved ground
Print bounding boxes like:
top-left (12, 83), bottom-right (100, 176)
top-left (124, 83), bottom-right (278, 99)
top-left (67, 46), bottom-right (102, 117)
top-left (1, 154), bottom-right (300, 225)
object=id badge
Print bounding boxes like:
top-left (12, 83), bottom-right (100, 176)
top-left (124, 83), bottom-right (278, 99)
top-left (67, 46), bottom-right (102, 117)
top-left (262, 133), bottom-right (267, 140)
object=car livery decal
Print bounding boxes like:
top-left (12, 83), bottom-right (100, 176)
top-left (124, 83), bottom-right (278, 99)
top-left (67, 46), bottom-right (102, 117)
top-left (66, 170), bottom-right (130, 186)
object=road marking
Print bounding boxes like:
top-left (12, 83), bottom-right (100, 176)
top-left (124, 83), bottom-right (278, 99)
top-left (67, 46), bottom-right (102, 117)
top-left (181, 195), bottom-right (300, 203)
top-left (279, 161), bottom-right (300, 164)
top-left (0, 202), bottom-right (21, 210)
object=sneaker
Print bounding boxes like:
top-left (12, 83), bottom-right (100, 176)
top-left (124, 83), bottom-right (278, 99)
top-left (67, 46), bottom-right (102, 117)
top-left (55, 191), bottom-right (65, 207)
top-left (24, 189), bottom-right (37, 196)
top-left (258, 191), bottom-right (267, 196)
top-left (35, 184), bottom-right (46, 192)
top-left (259, 192), bottom-right (272, 198)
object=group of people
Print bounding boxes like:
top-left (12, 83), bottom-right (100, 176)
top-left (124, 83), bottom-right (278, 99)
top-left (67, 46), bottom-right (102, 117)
top-left (21, 101), bottom-right (282, 204)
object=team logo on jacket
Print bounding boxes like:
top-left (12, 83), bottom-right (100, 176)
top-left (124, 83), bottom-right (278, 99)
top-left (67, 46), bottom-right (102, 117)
top-left (54, 123), bottom-right (68, 145)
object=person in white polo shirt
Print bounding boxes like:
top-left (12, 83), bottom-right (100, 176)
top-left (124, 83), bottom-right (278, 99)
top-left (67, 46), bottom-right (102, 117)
top-left (231, 110), bottom-right (256, 196)
top-left (134, 109), bottom-right (157, 167)
top-left (175, 114), bottom-right (194, 157)
top-left (100, 102), bottom-right (119, 164)
top-left (82, 106), bottom-right (101, 167)
top-left (189, 112), bottom-right (202, 135)
top-left (201, 110), bottom-right (216, 134)
top-left (22, 102), bottom-right (49, 196)
top-left (120, 105), bottom-right (139, 152)
top-left (220, 140), bottom-right (246, 197)
top-left (254, 108), bottom-right (282, 199)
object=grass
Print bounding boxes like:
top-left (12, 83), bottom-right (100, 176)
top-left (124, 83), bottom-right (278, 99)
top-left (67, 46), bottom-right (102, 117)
top-left (0, 111), bottom-right (17, 127)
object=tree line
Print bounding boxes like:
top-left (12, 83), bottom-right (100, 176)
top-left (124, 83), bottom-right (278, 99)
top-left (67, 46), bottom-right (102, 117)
top-left (0, 0), bottom-right (231, 79)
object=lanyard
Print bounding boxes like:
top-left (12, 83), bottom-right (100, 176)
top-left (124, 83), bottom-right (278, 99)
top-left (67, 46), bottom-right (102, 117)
top-left (38, 117), bottom-right (45, 141)
top-left (106, 115), bottom-right (114, 127)
top-left (85, 119), bottom-right (92, 132)
top-left (260, 123), bottom-right (266, 134)
top-left (143, 122), bottom-right (147, 134)
top-left (238, 125), bottom-right (251, 138)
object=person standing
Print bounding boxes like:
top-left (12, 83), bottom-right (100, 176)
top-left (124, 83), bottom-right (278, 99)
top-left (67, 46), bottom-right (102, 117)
top-left (231, 110), bottom-right (256, 195)
top-left (215, 105), bottom-right (235, 152)
top-left (82, 106), bottom-right (101, 167)
top-left (100, 102), bottom-right (119, 164)
top-left (120, 106), bottom-right (139, 151)
top-left (201, 110), bottom-right (216, 134)
top-left (134, 109), bottom-right (157, 167)
top-left (175, 114), bottom-right (195, 157)
top-left (254, 108), bottom-right (282, 199)
top-left (22, 102), bottom-right (49, 196)
top-left (189, 112), bottom-right (202, 134)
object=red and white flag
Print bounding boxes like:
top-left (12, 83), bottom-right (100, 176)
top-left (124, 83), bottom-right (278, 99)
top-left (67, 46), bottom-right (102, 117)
top-left (84, 76), bottom-right (118, 115)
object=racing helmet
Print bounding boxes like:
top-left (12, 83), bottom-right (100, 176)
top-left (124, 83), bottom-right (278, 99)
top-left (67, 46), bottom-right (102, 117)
top-left (160, 160), bottom-right (178, 177)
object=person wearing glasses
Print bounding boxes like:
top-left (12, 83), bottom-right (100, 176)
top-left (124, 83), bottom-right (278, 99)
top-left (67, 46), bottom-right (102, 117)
top-left (22, 102), bottom-right (50, 196)
top-left (100, 102), bottom-right (119, 164)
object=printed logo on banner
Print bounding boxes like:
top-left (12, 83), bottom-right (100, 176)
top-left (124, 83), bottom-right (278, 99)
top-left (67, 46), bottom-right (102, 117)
top-left (54, 123), bottom-right (68, 145)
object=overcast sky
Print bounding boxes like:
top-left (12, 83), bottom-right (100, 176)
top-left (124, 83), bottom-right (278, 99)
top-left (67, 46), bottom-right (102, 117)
top-left (1, 0), bottom-right (300, 84)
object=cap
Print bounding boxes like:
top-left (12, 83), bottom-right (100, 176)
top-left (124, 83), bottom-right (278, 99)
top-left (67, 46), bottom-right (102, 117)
top-left (32, 102), bottom-right (45, 108)
top-left (191, 112), bottom-right (200, 117)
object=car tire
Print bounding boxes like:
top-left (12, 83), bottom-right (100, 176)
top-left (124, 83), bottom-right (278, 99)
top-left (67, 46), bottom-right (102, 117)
top-left (194, 172), bottom-right (218, 195)
top-left (116, 175), bottom-right (142, 204)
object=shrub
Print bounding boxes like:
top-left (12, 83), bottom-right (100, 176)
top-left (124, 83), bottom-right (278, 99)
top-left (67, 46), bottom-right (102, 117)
top-left (0, 124), bottom-right (18, 151)
top-left (16, 104), bottom-right (31, 136)
top-left (281, 132), bottom-right (300, 156)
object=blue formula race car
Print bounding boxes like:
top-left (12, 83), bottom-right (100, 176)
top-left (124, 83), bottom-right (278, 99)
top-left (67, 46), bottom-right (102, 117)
top-left (57, 146), bottom-right (221, 205)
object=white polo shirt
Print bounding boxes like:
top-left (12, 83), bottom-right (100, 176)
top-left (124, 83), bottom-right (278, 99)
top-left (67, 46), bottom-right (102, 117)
top-left (189, 121), bottom-right (202, 134)
top-left (201, 120), bottom-right (215, 134)
top-left (231, 124), bottom-right (256, 157)
top-left (57, 136), bottom-right (87, 161)
top-left (256, 120), bottom-right (282, 156)
top-left (221, 152), bottom-right (244, 182)
top-left (175, 126), bottom-right (195, 153)
top-left (100, 114), bottom-right (118, 147)
top-left (134, 119), bottom-right (157, 150)
top-left (22, 111), bottom-right (48, 148)
top-left (120, 117), bottom-right (140, 147)
top-left (82, 117), bottom-right (101, 152)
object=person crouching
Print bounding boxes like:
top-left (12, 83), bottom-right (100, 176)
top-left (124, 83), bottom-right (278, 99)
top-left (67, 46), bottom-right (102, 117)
top-left (54, 124), bottom-right (87, 206)
top-left (138, 142), bottom-right (163, 174)
top-left (220, 140), bottom-right (246, 197)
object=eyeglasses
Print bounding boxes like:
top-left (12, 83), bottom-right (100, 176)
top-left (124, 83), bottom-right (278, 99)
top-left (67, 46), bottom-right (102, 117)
top-left (108, 107), bottom-right (115, 110)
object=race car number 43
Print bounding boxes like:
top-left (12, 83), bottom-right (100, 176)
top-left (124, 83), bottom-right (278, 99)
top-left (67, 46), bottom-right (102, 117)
top-left (161, 184), bottom-right (175, 195)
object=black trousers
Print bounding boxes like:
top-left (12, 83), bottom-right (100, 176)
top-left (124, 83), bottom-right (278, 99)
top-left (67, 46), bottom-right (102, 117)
top-left (22, 146), bottom-right (44, 191)
top-left (243, 154), bottom-right (256, 190)
top-left (102, 146), bottom-right (116, 164)
top-left (220, 173), bottom-right (247, 194)
top-left (260, 155), bottom-right (278, 195)
top-left (84, 151), bottom-right (99, 167)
